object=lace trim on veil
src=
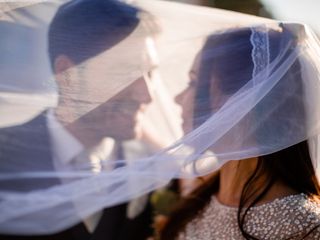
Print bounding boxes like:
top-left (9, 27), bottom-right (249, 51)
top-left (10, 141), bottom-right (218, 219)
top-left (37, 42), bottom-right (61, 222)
top-left (250, 25), bottom-right (270, 84)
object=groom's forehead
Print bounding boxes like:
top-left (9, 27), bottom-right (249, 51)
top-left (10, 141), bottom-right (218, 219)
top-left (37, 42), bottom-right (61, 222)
top-left (78, 27), bottom-right (155, 73)
top-left (49, 0), bottom-right (140, 67)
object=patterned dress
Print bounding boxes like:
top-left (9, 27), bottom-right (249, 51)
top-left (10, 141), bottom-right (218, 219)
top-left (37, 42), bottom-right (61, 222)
top-left (177, 193), bottom-right (320, 239)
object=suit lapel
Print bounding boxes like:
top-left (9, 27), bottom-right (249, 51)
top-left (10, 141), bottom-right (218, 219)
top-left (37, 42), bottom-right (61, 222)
top-left (0, 112), bottom-right (55, 191)
top-left (0, 113), bottom-right (91, 240)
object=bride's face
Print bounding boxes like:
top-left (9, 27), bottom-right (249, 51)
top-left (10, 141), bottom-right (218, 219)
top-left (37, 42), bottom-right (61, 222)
top-left (175, 54), bottom-right (201, 134)
top-left (175, 51), bottom-right (229, 135)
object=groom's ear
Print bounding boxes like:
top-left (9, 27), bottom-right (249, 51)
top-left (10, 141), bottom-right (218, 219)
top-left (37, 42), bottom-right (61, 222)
top-left (54, 55), bottom-right (75, 88)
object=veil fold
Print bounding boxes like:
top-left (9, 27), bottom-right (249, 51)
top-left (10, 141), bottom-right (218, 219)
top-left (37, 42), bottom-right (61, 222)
top-left (1, 0), bottom-right (320, 234)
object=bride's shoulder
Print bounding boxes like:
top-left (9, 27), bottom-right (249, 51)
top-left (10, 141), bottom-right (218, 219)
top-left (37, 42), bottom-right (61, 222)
top-left (247, 193), bottom-right (320, 239)
top-left (297, 193), bottom-right (320, 214)
top-left (265, 193), bottom-right (320, 217)
top-left (300, 196), bottom-right (320, 240)
top-left (276, 193), bottom-right (320, 237)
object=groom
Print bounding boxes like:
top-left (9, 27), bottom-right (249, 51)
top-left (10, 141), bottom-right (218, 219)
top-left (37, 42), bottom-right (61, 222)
top-left (0, 0), bottom-right (155, 239)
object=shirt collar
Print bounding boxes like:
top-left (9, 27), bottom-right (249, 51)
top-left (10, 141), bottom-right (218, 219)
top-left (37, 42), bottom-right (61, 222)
top-left (47, 110), bottom-right (84, 165)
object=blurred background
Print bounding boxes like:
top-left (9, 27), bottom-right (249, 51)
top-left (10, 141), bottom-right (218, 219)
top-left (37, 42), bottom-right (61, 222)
top-left (168, 0), bottom-right (320, 35)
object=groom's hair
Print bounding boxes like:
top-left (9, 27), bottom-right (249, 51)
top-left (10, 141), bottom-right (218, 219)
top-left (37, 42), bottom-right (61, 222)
top-left (48, 0), bottom-right (140, 67)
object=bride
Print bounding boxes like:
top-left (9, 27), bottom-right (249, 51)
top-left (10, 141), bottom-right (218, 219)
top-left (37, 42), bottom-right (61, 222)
top-left (161, 24), bottom-right (320, 239)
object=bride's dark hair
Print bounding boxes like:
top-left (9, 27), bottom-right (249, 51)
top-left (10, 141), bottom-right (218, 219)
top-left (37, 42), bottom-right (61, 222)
top-left (160, 26), bottom-right (320, 240)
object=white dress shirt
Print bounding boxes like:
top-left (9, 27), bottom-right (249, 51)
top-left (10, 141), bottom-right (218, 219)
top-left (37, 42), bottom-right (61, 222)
top-left (47, 111), bottom-right (114, 233)
top-left (47, 111), bottom-right (149, 232)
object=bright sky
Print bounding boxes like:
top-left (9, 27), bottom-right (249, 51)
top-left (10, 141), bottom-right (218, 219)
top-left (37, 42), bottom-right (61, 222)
top-left (261, 0), bottom-right (320, 34)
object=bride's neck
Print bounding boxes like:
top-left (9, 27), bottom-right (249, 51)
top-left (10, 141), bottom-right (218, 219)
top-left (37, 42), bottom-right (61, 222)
top-left (217, 158), bottom-right (258, 207)
top-left (216, 158), bottom-right (298, 207)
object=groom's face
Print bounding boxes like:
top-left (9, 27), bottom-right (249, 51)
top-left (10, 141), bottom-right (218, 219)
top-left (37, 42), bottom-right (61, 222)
top-left (56, 40), bottom-right (153, 143)
top-left (75, 73), bottom-right (152, 141)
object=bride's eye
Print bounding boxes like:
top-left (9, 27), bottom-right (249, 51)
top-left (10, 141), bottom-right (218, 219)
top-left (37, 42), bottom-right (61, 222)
top-left (189, 79), bottom-right (197, 88)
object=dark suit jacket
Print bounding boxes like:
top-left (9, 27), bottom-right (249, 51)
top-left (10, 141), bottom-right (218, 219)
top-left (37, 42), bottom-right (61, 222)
top-left (0, 113), bottom-right (153, 240)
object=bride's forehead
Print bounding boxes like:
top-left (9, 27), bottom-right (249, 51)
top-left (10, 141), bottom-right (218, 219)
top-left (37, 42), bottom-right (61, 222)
top-left (190, 53), bottom-right (202, 73)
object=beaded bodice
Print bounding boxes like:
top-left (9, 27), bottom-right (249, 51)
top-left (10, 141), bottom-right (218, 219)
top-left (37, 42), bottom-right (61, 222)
top-left (177, 194), bottom-right (320, 240)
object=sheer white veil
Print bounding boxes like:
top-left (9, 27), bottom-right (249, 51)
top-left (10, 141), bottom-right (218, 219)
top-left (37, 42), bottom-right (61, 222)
top-left (1, 0), bottom-right (320, 234)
